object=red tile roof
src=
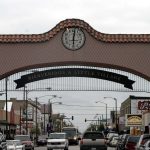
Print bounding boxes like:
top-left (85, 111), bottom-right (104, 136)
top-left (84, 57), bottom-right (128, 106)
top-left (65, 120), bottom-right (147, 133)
top-left (0, 19), bottom-right (150, 43)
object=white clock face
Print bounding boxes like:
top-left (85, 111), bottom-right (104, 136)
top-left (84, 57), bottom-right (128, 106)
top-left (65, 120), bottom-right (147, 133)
top-left (62, 28), bottom-right (85, 50)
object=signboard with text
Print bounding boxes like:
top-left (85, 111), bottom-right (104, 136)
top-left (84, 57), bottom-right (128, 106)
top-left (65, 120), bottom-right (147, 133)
top-left (138, 101), bottom-right (150, 110)
top-left (125, 114), bottom-right (143, 126)
top-left (14, 68), bottom-right (135, 89)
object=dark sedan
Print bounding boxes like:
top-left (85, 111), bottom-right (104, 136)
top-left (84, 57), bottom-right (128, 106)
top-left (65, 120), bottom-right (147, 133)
top-left (37, 137), bottom-right (47, 146)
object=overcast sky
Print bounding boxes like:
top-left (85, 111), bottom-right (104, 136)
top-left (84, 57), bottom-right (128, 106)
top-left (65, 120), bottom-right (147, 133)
top-left (0, 0), bottom-right (150, 132)
top-left (0, 0), bottom-right (150, 34)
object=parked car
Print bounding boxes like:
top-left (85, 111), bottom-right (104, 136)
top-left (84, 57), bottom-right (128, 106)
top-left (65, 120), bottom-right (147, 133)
top-left (37, 136), bottom-right (47, 146)
top-left (0, 133), bottom-right (7, 150)
top-left (47, 132), bottom-right (69, 150)
top-left (106, 132), bottom-right (118, 144)
top-left (125, 135), bottom-right (140, 150)
top-left (139, 140), bottom-right (150, 150)
top-left (135, 134), bottom-right (150, 150)
top-left (14, 135), bottom-right (34, 150)
top-left (109, 136), bottom-right (119, 147)
top-left (116, 134), bottom-right (130, 150)
top-left (6, 140), bottom-right (25, 150)
top-left (80, 131), bottom-right (107, 150)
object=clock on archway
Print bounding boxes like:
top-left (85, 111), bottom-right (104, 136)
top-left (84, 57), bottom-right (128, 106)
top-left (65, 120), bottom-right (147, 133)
top-left (62, 27), bottom-right (85, 50)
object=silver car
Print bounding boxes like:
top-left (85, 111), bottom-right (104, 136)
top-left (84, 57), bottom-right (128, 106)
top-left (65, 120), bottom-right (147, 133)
top-left (6, 140), bottom-right (25, 150)
top-left (47, 132), bottom-right (69, 150)
top-left (136, 134), bottom-right (150, 150)
top-left (139, 140), bottom-right (150, 150)
top-left (80, 131), bottom-right (107, 150)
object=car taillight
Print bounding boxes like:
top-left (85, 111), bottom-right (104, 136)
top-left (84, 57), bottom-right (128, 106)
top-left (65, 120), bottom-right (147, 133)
top-left (80, 139), bottom-right (83, 145)
top-left (104, 139), bottom-right (107, 144)
top-left (141, 140), bottom-right (145, 145)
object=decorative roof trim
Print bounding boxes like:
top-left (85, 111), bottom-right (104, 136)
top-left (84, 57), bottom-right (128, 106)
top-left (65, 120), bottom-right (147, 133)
top-left (0, 18), bottom-right (150, 43)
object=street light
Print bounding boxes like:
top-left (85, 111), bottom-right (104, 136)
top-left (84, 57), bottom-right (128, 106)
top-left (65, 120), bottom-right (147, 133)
top-left (33, 95), bottom-right (61, 137)
top-left (104, 97), bottom-right (118, 131)
top-left (0, 77), bottom-right (9, 139)
top-left (49, 96), bottom-right (62, 122)
top-left (24, 86), bottom-right (51, 134)
top-left (95, 101), bottom-right (108, 127)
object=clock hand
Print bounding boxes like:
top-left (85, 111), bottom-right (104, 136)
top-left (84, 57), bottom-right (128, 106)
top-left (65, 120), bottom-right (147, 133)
top-left (72, 29), bottom-right (76, 46)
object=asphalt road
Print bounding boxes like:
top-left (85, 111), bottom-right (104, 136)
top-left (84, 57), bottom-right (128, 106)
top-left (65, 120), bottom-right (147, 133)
top-left (35, 145), bottom-right (116, 150)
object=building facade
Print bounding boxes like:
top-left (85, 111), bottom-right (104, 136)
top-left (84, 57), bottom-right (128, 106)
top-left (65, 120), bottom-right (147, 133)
top-left (119, 95), bottom-right (150, 132)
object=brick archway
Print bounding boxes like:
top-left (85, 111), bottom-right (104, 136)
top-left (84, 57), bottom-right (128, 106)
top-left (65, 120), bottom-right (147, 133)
top-left (0, 19), bottom-right (150, 81)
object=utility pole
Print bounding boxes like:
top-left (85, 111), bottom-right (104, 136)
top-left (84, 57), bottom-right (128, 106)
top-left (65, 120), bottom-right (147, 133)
top-left (36, 97), bottom-right (38, 144)
top-left (95, 101), bottom-right (107, 128)
top-left (104, 97), bottom-right (118, 132)
top-left (114, 98), bottom-right (118, 132)
top-left (25, 86), bottom-right (28, 135)
top-left (20, 107), bottom-right (22, 134)
top-left (5, 77), bottom-right (8, 139)
top-left (43, 104), bottom-right (45, 134)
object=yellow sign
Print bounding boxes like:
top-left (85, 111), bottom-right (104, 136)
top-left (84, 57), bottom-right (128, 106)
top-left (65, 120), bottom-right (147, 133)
top-left (125, 114), bottom-right (142, 126)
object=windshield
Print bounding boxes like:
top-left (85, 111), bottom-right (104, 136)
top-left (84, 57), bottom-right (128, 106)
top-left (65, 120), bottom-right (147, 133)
top-left (63, 130), bottom-right (76, 137)
top-left (83, 132), bottom-right (104, 139)
top-left (14, 136), bottom-right (31, 141)
top-left (49, 134), bottom-right (66, 139)
top-left (7, 140), bottom-right (21, 145)
top-left (113, 137), bottom-right (119, 140)
top-left (128, 136), bottom-right (140, 143)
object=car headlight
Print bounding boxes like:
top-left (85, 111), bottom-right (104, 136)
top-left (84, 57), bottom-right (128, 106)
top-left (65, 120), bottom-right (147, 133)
top-left (7, 148), bottom-right (15, 150)
top-left (16, 148), bottom-right (22, 150)
top-left (74, 136), bottom-right (77, 140)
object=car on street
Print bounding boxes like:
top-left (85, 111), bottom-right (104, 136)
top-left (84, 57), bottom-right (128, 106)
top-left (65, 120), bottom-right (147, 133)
top-left (14, 135), bottom-right (34, 150)
top-left (106, 132), bottom-right (118, 144)
top-left (116, 134), bottom-right (130, 150)
top-left (139, 140), bottom-right (150, 150)
top-left (0, 133), bottom-right (7, 150)
top-left (6, 140), bottom-right (25, 150)
top-left (62, 127), bottom-right (79, 145)
top-left (80, 131), bottom-right (107, 150)
top-left (37, 136), bottom-right (47, 146)
top-left (125, 135), bottom-right (140, 150)
top-left (108, 136), bottom-right (119, 147)
top-left (135, 134), bottom-right (150, 150)
top-left (47, 132), bottom-right (69, 150)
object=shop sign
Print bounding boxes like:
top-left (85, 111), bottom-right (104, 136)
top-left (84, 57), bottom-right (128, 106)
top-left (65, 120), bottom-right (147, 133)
top-left (125, 114), bottom-right (142, 126)
top-left (138, 101), bottom-right (150, 110)
top-left (14, 68), bottom-right (135, 89)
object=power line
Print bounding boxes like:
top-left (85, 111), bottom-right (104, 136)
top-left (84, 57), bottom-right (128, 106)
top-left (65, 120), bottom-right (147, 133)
top-left (64, 113), bottom-right (107, 115)
top-left (56, 103), bottom-right (120, 108)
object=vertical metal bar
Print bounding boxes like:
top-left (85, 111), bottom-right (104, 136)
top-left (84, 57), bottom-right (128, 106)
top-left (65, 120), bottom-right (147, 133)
top-left (44, 104), bottom-right (45, 134)
top-left (49, 101), bottom-right (52, 121)
top-left (5, 77), bottom-right (8, 139)
top-left (20, 107), bottom-right (22, 134)
top-left (99, 116), bottom-right (101, 124)
top-left (115, 98), bottom-right (118, 131)
top-left (36, 98), bottom-right (38, 144)
top-left (102, 114), bottom-right (103, 121)
top-left (23, 86), bottom-right (25, 103)
top-left (25, 86), bottom-right (28, 135)
top-left (106, 104), bottom-right (107, 127)
top-left (61, 117), bottom-right (63, 132)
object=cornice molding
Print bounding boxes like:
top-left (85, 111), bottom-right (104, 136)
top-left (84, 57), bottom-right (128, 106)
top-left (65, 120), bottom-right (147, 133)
top-left (0, 18), bottom-right (150, 43)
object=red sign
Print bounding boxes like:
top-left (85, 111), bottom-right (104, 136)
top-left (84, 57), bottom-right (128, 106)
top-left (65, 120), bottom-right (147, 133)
top-left (138, 101), bottom-right (150, 110)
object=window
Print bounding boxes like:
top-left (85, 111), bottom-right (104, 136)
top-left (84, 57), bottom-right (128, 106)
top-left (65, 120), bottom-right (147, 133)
top-left (83, 132), bottom-right (104, 139)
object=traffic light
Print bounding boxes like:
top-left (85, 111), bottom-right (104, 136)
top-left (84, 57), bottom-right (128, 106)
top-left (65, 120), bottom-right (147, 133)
top-left (85, 118), bottom-right (87, 122)
top-left (72, 116), bottom-right (74, 120)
